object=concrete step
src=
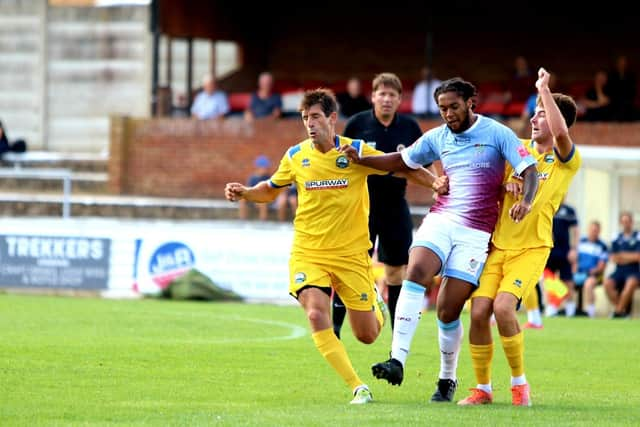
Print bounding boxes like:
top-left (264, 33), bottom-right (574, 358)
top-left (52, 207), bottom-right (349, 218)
top-left (0, 171), bottom-right (107, 193)
top-left (0, 190), bottom-right (430, 225)
top-left (1, 152), bottom-right (108, 172)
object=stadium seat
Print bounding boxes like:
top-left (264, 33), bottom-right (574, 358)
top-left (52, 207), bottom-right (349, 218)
top-left (228, 92), bottom-right (252, 113)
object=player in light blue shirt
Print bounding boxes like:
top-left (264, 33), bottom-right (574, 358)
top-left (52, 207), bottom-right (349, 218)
top-left (340, 77), bottom-right (538, 402)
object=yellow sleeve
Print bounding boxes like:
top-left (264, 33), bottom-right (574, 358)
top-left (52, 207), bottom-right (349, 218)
top-left (269, 150), bottom-right (295, 188)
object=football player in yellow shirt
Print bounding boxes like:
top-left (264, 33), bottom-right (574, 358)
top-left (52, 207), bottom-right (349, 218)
top-left (225, 88), bottom-right (444, 404)
top-left (458, 68), bottom-right (582, 407)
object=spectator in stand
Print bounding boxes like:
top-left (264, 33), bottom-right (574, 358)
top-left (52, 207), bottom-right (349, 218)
top-left (412, 66), bottom-right (442, 119)
top-left (238, 155), bottom-right (272, 221)
top-left (275, 183), bottom-right (298, 222)
top-left (606, 55), bottom-right (638, 122)
top-left (0, 120), bottom-right (27, 158)
top-left (604, 211), bottom-right (640, 318)
top-left (504, 55), bottom-right (536, 105)
top-left (579, 70), bottom-right (612, 122)
top-left (336, 77), bottom-right (371, 119)
top-left (576, 220), bottom-right (609, 318)
top-left (190, 74), bottom-right (230, 120)
top-left (244, 71), bottom-right (282, 122)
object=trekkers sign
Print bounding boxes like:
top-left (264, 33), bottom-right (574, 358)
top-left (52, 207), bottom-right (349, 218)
top-left (0, 234), bottom-right (111, 289)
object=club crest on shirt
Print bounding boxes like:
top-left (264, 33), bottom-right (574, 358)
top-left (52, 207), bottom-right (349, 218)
top-left (294, 272), bottom-right (307, 284)
top-left (360, 293), bottom-right (368, 302)
top-left (336, 155), bottom-right (349, 169)
top-left (301, 158), bottom-right (310, 167)
top-left (396, 144), bottom-right (406, 152)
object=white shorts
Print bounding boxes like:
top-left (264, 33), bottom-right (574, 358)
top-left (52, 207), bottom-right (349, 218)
top-left (411, 212), bottom-right (491, 286)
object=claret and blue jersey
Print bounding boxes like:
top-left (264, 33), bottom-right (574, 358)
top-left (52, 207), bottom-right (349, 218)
top-left (402, 114), bottom-right (536, 233)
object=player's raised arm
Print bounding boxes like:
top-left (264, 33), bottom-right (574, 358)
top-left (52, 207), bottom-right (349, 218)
top-left (536, 68), bottom-right (574, 159)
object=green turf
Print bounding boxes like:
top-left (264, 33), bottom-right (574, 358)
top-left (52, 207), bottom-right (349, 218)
top-left (1, 293), bottom-right (639, 426)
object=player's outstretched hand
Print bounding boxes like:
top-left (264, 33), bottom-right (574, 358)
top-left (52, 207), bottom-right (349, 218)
top-left (225, 182), bottom-right (246, 202)
top-left (338, 144), bottom-right (360, 163)
top-left (432, 175), bottom-right (449, 195)
top-left (509, 200), bottom-right (532, 223)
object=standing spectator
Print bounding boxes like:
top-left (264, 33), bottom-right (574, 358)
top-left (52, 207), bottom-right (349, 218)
top-left (331, 72), bottom-right (425, 338)
top-left (238, 155), bottom-right (272, 221)
top-left (190, 74), bottom-right (230, 120)
top-left (336, 77), bottom-right (371, 119)
top-left (244, 71), bottom-right (282, 122)
top-left (604, 211), bottom-right (640, 318)
top-left (0, 120), bottom-right (27, 157)
top-left (579, 70), bottom-right (612, 122)
top-left (606, 55), bottom-right (637, 121)
top-left (412, 66), bottom-right (442, 119)
top-left (545, 200), bottom-right (581, 317)
top-left (577, 220), bottom-right (609, 318)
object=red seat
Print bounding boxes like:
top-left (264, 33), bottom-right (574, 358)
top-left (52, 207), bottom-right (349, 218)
top-left (503, 101), bottom-right (526, 117)
top-left (228, 92), bottom-right (252, 112)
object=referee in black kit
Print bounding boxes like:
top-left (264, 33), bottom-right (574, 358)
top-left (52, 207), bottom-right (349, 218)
top-left (332, 72), bottom-right (427, 338)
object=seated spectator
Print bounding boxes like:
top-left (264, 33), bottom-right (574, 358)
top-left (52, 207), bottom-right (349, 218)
top-left (244, 71), bottom-right (282, 122)
top-left (0, 120), bottom-right (27, 158)
top-left (275, 183), bottom-right (297, 222)
top-left (579, 70), bottom-right (612, 122)
top-left (504, 55), bottom-right (535, 104)
top-left (336, 77), bottom-right (371, 119)
top-left (606, 55), bottom-right (637, 122)
top-left (411, 66), bottom-right (442, 119)
top-left (575, 220), bottom-right (609, 318)
top-left (191, 74), bottom-right (230, 120)
top-left (238, 155), bottom-right (272, 221)
top-left (605, 211), bottom-right (640, 318)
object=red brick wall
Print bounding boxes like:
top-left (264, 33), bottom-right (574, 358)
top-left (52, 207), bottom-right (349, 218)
top-left (109, 117), bottom-right (640, 206)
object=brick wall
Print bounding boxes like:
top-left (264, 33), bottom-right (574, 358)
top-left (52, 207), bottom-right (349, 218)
top-left (109, 117), bottom-right (640, 206)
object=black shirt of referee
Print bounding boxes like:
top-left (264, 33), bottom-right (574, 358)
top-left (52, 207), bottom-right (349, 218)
top-left (343, 109), bottom-right (423, 264)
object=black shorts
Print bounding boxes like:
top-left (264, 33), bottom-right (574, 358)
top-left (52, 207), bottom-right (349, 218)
top-left (545, 253), bottom-right (573, 282)
top-left (369, 201), bottom-right (413, 266)
top-left (609, 269), bottom-right (640, 292)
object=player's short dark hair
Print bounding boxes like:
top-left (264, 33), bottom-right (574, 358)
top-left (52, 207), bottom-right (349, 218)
top-left (434, 77), bottom-right (477, 103)
top-left (372, 72), bottom-right (403, 94)
top-left (299, 88), bottom-right (338, 116)
top-left (536, 93), bottom-right (578, 128)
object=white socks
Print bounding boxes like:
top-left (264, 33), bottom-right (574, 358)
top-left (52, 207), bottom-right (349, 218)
top-left (390, 280), bottom-right (426, 366)
top-left (527, 308), bottom-right (542, 326)
top-left (438, 318), bottom-right (463, 380)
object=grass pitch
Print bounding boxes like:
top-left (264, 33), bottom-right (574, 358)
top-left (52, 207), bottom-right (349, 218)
top-left (1, 293), bottom-right (639, 426)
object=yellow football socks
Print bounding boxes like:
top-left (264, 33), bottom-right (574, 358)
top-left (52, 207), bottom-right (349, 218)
top-left (312, 328), bottom-right (362, 390)
top-left (470, 343), bottom-right (494, 385)
top-left (500, 332), bottom-right (524, 377)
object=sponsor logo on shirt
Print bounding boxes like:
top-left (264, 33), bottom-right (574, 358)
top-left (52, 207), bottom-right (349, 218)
top-left (544, 154), bottom-right (555, 163)
top-left (294, 272), bottom-right (306, 284)
top-left (304, 178), bottom-right (349, 190)
top-left (517, 145), bottom-right (530, 157)
top-left (366, 141), bottom-right (376, 149)
top-left (512, 171), bottom-right (549, 180)
top-left (513, 278), bottom-right (523, 288)
top-left (302, 158), bottom-right (310, 167)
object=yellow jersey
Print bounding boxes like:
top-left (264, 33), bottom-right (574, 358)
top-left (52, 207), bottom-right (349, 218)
top-left (270, 135), bottom-right (387, 256)
top-left (492, 139), bottom-right (581, 250)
